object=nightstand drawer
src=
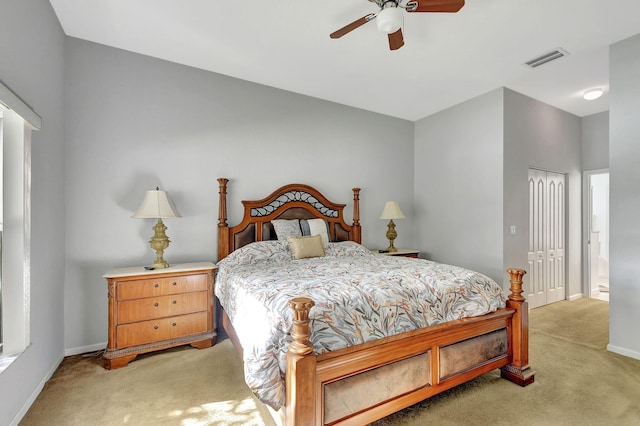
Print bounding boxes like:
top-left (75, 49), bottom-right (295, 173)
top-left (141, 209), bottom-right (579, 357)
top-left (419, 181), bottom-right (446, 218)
top-left (116, 311), bottom-right (209, 348)
top-left (117, 291), bottom-right (208, 324)
top-left (117, 273), bottom-right (208, 300)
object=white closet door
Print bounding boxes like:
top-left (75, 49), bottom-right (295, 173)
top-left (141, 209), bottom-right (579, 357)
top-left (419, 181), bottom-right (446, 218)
top-left (527, 169), bottom-right (547, 308)
top-left (546, 172), bottom-right (565, 304)
top-left (527, 169), bottom-right (566, 308)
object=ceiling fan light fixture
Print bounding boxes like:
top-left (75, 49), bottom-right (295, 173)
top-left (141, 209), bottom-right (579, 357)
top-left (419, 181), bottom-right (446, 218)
top-left (376, 6), bottom-right (403, 34)
top-left (583, 88), bottom-right (604, 101)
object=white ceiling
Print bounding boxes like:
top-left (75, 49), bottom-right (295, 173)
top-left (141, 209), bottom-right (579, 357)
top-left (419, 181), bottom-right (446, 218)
top-left (49, 0), bottom-right (640, 121)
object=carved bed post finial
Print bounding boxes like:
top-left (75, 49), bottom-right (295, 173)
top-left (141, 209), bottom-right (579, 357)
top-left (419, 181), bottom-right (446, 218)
top-left (218, 178), bottom-right (229, 227)
top-left (507, 268), bottom-right (526, 302)
top-left (501, 268), bottom-right (534, 386)
top-left (352, 188), bottom-right (362, 243)
top-left (352, 188), bottom-right (361, 226)
top-left (217, 178), bottom-right (230, 260)
top-left (288, 297), bottom-right (315, 355)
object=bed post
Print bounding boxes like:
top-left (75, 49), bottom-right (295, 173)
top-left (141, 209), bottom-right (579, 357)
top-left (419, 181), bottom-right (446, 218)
top-left (501, 268), bottom-right (535, 386)
top-left (286, 297), bottom-right (317, 426)
top-left (217, 178), bottom-right (230, 260)
top-left (352, 187), bottom-right (361, 243)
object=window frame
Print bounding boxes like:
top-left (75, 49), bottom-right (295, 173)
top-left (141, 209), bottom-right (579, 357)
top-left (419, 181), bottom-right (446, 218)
top-left (0, 79), bottom-right (40, 371)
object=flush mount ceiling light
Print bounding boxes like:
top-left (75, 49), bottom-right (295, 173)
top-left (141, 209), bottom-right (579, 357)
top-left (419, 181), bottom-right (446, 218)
top-left (583, 88), bottom-right (604, 101)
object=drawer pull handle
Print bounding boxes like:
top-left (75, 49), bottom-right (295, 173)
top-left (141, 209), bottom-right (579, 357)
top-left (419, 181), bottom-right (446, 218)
top-left (172, 322), bottom-right (177, 327)
top-left (172, 282), bottom-right (177, 286)
top-left (154, 325), bottom-right (159, 330)
top-left (172, 300), bottom-right (177, 304)
top-left (154, 283), bottom-right (159, 288)
top-left (154, 303), bottom-right (159, 307)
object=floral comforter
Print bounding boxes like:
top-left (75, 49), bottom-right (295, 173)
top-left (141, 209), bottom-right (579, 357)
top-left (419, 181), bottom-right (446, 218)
top-left (215, 241), bottom-right (505, 410)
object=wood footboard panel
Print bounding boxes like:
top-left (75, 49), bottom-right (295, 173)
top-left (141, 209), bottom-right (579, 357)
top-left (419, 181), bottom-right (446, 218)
top-left (323, 352), bottom-right (431, 424)
top-left (439, 328), bottom-right (508, 379)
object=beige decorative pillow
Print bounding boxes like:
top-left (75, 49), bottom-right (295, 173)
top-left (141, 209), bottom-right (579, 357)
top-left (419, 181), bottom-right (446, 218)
top-left (287, 235), bottom-right (325, 260)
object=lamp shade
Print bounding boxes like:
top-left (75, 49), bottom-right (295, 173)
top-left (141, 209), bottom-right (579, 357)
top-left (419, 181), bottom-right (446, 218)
top-left (376, 6), bottom-right (403, 34)
top-left (379, 201), bottom-right (405, 220)
top-left (133, 188), bottom-right (181, 219)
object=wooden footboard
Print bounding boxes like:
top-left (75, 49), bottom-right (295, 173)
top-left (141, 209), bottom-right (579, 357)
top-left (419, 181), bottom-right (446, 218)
top-left (285, 269), bottom-right (534, 425)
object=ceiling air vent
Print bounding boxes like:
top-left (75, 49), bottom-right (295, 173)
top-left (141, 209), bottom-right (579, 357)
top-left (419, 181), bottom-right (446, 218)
top-left (524, 48), bottom-right (569, 69)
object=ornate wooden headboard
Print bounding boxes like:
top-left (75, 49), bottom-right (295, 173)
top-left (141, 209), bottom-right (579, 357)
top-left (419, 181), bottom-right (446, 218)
top-left (217, 178), bottom-right (361, 260)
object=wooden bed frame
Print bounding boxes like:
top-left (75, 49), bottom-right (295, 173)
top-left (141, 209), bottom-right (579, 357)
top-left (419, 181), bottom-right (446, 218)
top-left (216, 178), bottom-right (534, 425)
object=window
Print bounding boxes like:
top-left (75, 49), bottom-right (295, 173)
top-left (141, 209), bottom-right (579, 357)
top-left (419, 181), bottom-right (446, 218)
top-left (0, 109), bottom-right (3, 354)
top-left (0, 80), bottom-right (40, 370)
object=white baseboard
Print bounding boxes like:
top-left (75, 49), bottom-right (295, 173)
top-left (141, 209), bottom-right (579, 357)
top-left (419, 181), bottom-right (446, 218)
top-left (568, 293), bottom-right (584, 301)
top-left (10, 354), bottom-right (64, 426)
top-left (607, 344), bottom-right (640, 361)
top-left (64, 342), bottom-right (107, 357)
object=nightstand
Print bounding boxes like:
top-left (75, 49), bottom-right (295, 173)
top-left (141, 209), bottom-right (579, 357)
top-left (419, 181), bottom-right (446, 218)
top-left (373, 249), bottom-right (420, 258)
top-left (102, 261), bottom-right (216, 369)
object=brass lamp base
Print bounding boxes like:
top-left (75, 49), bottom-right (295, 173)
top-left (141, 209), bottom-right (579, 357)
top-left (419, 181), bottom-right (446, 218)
top-left (148, 218), bottom-right (171, 269)
top-left (385, 219), bottom-right (398, 253)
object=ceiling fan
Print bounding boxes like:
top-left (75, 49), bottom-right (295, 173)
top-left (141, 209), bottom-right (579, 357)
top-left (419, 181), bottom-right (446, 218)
top-left (330, 0), bottom-right (465, 51)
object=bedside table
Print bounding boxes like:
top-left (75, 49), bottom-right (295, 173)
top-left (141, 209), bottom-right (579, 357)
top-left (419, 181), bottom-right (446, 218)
top-left (373, 249), bottom-right (420, 258)
top-left (102, 261), bottom-right (216, 369)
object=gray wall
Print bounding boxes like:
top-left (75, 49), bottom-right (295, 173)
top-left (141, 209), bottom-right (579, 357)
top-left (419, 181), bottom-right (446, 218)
top-left (609, 33), bottom-right (640, 359)
top-left (503, 89), bottom-right (583, 299)
top-left (0, 0), bottom-right (66, 423)
top-left (414, 89), bottom-right (504, 283)
top-left (582, 111), bottom-right (609, 171)
top-left (414, 87), bottom-right (582, 298)
top-left (63, 38), bottom-right (415, 352)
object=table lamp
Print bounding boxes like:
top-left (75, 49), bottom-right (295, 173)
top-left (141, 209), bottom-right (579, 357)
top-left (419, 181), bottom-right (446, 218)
top-left (133, 187), bottom-right (181, 269)
top-left (379, 201), bottom-right (405, 253)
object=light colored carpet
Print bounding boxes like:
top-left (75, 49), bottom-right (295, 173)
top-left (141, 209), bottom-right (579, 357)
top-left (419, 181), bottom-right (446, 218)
top-left (20, 341), bottom-right (275, 425)
top-left (20, 298), bottom-right (640, 425)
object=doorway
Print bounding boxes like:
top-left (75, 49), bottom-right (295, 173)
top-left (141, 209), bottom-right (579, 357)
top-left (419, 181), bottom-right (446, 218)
top-left (585, 171), bottom-right (609, 302)
top-left (527, 168), bottom-right (567, 309)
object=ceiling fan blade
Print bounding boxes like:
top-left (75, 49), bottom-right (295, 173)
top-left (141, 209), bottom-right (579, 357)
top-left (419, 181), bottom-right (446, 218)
top-left (405, 0), bottom-right (465, 13)
top-left (388, 29), bottom-right (405, 50)
top-left (330, 14), bottom-right (376, 39)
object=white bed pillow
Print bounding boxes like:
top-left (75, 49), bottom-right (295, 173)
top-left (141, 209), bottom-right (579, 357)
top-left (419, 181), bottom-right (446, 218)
top-left (300, 218), bottom-right (330, 247)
